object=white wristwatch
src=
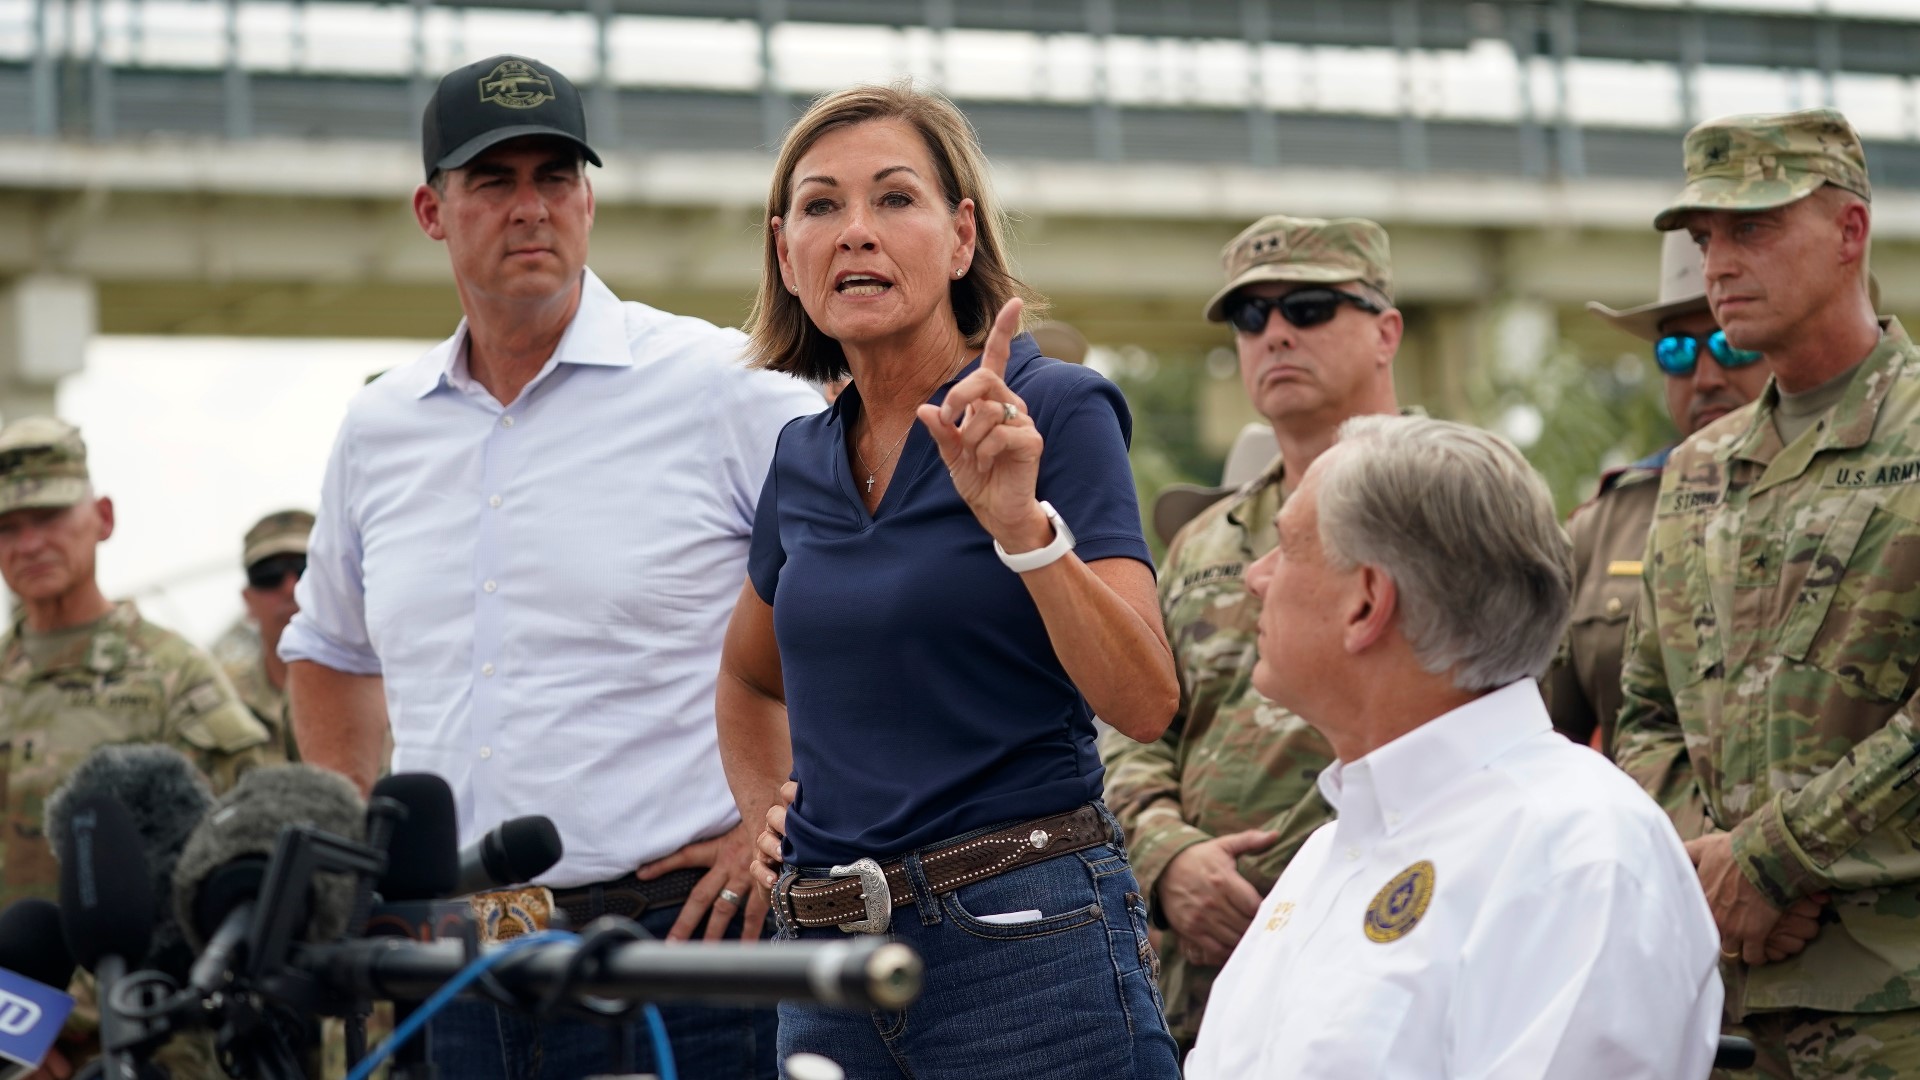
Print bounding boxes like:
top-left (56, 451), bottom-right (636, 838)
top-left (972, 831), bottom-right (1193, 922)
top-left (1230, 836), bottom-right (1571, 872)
top-left (994, 500), bottom-right (1077, 573)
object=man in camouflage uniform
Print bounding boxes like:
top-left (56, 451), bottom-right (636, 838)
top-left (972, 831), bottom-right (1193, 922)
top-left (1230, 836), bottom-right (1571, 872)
top-left (223, 509), bottom-right (314, 764)
top-left (0, 417), bottom-right (269, 908)
top-left (1100, 215), bottom-right (1404, 1054)
top-left (1616, 108), bottom-right (1920, 1077)
top-left (0, 417), bottom-right (269, 1077)
top-left (1547, 231), bottom-right (1772, 788)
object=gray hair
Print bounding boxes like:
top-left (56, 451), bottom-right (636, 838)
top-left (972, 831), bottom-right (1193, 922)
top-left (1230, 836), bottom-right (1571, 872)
top-left (1313, 415), bottom-right (1572, 691)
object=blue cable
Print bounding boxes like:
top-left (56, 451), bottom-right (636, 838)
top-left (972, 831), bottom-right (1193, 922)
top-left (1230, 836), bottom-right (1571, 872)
top-left (345, 930), bottom-right (575, 1080)
top-left (643, 1002), bottom-right (678, 1080)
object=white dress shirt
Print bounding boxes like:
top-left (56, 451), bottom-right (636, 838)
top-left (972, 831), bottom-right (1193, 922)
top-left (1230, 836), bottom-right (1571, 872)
top-left (281, 269), bottom-right (823, 886)
top-left (1186, 680), bottom-right (1723, 1080)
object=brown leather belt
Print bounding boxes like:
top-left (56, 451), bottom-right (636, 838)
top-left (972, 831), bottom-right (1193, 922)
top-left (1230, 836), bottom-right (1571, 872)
top-left (548, 866), bottom-right (704, 929)
top-left (780, 804), bottom-right (1106, 931)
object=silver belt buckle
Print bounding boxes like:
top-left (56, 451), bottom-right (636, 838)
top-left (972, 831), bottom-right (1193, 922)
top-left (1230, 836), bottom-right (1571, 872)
top-left (828, 857), bottom-right (891, 934)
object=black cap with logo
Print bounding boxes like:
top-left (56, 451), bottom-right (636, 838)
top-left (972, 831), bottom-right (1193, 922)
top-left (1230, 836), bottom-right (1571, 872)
top-left (421, 54), bottom-right (604, 180)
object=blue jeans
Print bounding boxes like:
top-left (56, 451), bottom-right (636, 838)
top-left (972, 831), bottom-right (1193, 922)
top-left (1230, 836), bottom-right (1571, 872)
top-left (772, 804), bottom-right (1179, 1080)
top-left (428, 902), bottom-right (778, 1080)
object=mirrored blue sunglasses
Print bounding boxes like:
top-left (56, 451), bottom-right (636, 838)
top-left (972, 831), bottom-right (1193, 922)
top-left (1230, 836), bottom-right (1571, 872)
top-left (1653, 330), bottom-right (1763, 377)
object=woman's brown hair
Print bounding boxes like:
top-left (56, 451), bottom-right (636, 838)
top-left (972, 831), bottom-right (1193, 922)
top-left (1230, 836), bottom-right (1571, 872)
top-left (744, 82), bottom-right (1046, 382)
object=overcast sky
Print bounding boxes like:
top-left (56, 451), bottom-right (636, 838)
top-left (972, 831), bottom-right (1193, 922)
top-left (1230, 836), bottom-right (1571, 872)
top-left (63, 337), bottom-right (433, 646)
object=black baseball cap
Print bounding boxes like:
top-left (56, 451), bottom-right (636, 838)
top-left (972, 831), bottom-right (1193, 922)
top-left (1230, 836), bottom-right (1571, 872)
top-left (421, 54), bottom-right (604, 180)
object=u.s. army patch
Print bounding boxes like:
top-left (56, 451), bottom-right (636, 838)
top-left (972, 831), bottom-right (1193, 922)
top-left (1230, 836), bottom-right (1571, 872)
top-left (1364, 860), bottom-right (1434, 943)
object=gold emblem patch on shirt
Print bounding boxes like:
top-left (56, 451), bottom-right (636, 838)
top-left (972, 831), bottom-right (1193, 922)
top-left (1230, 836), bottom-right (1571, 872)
top-left (1364, 860), bottom-right (1435, 943)
top-left (1606, 560), bottom-right (1643, 577)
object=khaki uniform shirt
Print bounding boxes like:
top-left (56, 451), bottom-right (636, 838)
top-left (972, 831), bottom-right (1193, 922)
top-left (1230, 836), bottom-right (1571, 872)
top-left (0, 601), bottom-right (270, 907)
top-left (1101, 454), bottom-right (1337, 1052)
top-left (1548, 460), bottom-right (1662, 754)
top-left (223, 651), bottom-right (296, 765)
top-left (1617, 318), bottom-right (1920, 1018)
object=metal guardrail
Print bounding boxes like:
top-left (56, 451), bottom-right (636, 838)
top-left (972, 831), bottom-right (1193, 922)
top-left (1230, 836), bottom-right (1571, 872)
top-left (8, 0), bottom-right (1920, 186)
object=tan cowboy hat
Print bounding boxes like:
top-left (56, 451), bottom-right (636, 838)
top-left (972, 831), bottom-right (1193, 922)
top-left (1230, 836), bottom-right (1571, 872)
top-left (1151, 423), bottom-right (1280, 548)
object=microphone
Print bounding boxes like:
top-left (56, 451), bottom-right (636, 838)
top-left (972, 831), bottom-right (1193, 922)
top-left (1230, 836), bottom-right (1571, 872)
top-left (43, 745), bottom-right (212, 981)
top-left (454, 815), bottom-right (564, 897)
top-left (373, 774), bottom-right (459, 902)
top-left (172, 764), bottom-right (367, 957)
top-left (54, 795), bottom-right (151, 1079)
top-left (0, 900), bottom-right (77, 1079)
top-left (362, 774), bottom-right (470, 945)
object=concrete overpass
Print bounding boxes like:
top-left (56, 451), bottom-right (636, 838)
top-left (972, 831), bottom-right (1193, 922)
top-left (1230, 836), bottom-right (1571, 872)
top-left (4, 0), bottom-right (1920, 450)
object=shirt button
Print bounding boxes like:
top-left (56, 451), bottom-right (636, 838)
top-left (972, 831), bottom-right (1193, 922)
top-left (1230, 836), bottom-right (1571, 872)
top-left (1386, 812), bottom-right (1402, 826)
top-left (483, 579), bottom-right (498, 593)
top-left (489, 495), bottom-right (502, 509)
top-left (481, 662), bottom-right (495, 677)
top-left (501, 416), bottom-right (515, 428)
top-left (1606, 596), bottom-right (1624, 616)
top-left (1345, 847), bottom-right (1361, 861)
top-left (479, 746), bottom-right (493, 759)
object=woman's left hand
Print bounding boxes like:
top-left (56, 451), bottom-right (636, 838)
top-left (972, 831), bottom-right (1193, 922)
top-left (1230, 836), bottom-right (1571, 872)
top-left (917, 298), bottom-right (1053, 552)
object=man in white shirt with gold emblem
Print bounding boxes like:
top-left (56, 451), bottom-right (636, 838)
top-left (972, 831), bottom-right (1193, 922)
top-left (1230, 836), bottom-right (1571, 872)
top-left (1185, 415), bottom-right (1723, 1080)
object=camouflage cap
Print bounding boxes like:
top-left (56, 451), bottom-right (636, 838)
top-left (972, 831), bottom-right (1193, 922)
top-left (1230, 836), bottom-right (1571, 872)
top-left (1654, 108), bottom-right (1870, 231)
top-left (1203, 215), bottom-right (1393, 323)
top-left (0, 416), bottom-right (89, 516)
top-left (243, 509), bottom-right (315, 570)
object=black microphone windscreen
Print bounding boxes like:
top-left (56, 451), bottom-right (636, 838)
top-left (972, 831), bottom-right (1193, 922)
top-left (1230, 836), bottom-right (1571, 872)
top-left (0, 899), bottom-right (75, 989)
top-left (172, 765), bottom-right (366, 950)
top-left (372, 773), bottom-right (458, 902)
top-left (57, 795), bottom-right (153, 972)
top-left (496, 816), bottom-right (564, 884)
top-left (43, 744), bottom-right (213, 975)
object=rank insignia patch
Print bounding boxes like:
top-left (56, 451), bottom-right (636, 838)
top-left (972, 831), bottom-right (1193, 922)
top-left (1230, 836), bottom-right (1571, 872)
top-left (1364, 860), bottom-right (1435, 943)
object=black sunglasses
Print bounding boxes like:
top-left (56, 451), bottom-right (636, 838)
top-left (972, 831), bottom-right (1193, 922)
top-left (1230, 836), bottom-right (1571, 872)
top-left (1227, 288), bottom-right (1384, 336)
top-left (1653, 330), bottom-right (1763, 377)
top-left (246, 554), bottom-right (307, 591)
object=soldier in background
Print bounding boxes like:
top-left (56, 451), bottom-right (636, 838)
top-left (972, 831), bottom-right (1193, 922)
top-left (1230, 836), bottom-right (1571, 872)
top-left (1617, 107), bottom-right (1920, 1076)
top-left (0, 417), bottom-right (268, 1079)
top-left (0, 416), bottom-right (268, 907)
top-left (1100, 215), bottom-right (1405, 1055)
top-left (1548, 231), bottom-right (1772, 786)
top-left (224, 508), bottom-right (314, 764)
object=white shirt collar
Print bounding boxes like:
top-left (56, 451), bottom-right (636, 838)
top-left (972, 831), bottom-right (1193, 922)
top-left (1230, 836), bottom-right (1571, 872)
top-left (413, 268), bottom-right (635, 400)
top-left (1315, 679), bottom-right (1550, 839)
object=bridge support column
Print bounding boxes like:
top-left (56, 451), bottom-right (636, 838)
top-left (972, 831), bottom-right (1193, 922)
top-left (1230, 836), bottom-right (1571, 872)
top-left (0, 273), bottom-right (96, 423)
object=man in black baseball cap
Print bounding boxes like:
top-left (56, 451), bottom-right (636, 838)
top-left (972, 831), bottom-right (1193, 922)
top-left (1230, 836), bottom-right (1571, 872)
top-left (287, 53), bottom-right (822, 1080)
top-left (420, 54), bottom-right (603, 180)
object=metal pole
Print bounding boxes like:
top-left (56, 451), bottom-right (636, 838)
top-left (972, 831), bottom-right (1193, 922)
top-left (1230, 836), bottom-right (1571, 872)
top-left (223, 0), bottom-right (250, 140)
top-left (1393, 0), bottom-right (1428, 173)
top-left (589, 0), bottom-right (617, 145)
top-left (758, 0), bottom-right (786, 150)
top-left (1814, 15), bottom-right (1839, 109)
top-left (1512, 6), bottom-right (1544, 178)
top-left (30, 0), bottom-right (56, 136)
top-left (1243, 0), bottom-right (1276, 166)
top-left (409, 0), bottom-right (432, 120)
top-left (1551, 0), bottom-right (1584, 179)
top-left (1087, 0), bottom-right (1121, 162)
top-left (88, 0), bottom-right (109, 138)
top-left (1678, 6), bottom-right (1703, 128)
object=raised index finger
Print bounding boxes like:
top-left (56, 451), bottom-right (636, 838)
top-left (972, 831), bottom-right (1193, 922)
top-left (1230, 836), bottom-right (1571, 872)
top-left (979, 297), bottom-right (1024, 380)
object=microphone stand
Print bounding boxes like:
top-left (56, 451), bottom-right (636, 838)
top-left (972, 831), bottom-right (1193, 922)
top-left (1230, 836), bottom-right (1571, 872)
top-left (343, 792), bottom-right (406, 1074)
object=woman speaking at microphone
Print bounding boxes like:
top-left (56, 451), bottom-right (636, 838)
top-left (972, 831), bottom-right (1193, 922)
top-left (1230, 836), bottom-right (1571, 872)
top-left (714, 83), bottom-right (1180, 1078)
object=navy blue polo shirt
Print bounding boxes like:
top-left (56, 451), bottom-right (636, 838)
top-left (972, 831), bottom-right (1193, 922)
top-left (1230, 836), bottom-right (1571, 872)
top-left (748, 334), bottom-right (1153, 867)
